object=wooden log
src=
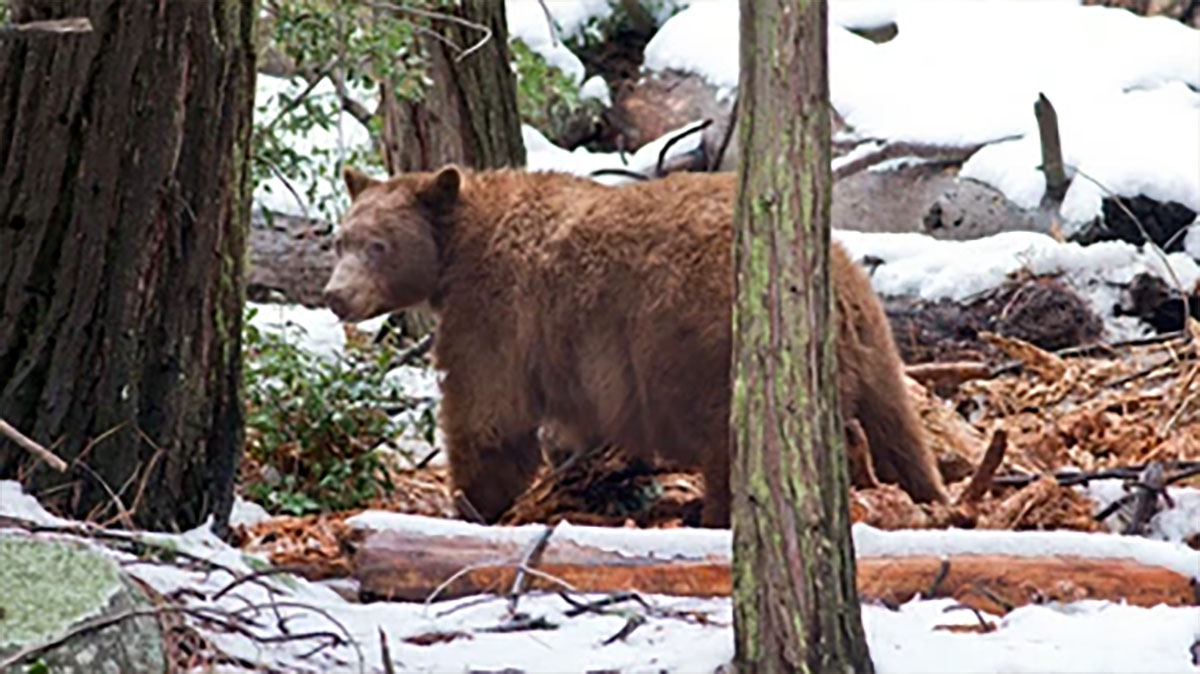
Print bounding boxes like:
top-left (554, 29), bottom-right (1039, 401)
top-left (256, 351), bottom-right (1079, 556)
top-left (353, 529), bottom-right (1198, 613)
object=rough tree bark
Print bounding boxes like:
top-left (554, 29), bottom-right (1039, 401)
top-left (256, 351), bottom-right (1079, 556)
top-left (730, 0), bottom-right (874, 672)
top-left (0, 0), bottom-right (256, 534)
top-left (375, 0), bottom-right (525, 340)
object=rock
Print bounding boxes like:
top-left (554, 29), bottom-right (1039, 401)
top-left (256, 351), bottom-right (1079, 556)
top-left (922, 177), bottom-right (1058, 240)
top-left (247, 211), bottom-right (335, 307)
top-left (1071, 195), bottom-right (1198, 254)
top-left (835, 161), bottom-right (960, 233)
top-left (0, 535), bottom-right (166, 673)
top-left (1117, 272), bottom-right (1200, 333)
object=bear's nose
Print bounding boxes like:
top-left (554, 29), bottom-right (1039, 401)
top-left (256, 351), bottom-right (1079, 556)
top-left (323, 288), bottom-right (350, 319)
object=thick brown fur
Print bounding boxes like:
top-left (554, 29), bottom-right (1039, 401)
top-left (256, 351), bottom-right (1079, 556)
top-left (324, 167), bottom-right (948, 526)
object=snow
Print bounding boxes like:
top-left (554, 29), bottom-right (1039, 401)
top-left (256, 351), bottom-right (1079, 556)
top-left (506, 0), bottom-right (615, 84)
top-left (866, 598), bottom-right (1200, 674)
top-left (960, 82), bottom-right (1200, 229)
top-left (347, 512), bottom-right (1200, 581)
top-left (247, 301), bottom-right (387, 360)
top-left (523, 120), bottom-right (706, 184)
top-left (580, 74), bottom-right (612, 106)
top-left (1084, 481), bottom-right (1200, 544)
top-left (639, 0), bottom-right (1200, 223)
top-left (835, 229), bottom-right (1200, 340)
top-left (3, 481), bottom-right (1198, 673)
top-left (643, 1), bottom-right (739, 94)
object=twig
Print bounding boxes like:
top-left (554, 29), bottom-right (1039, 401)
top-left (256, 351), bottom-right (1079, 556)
top-left (1034, 93), bottom-right (1068, 204)
top-left (379, 628), bottom-right (397, 674)
top-left (73, 459), bottom-right (136, 530)
top-left (602, 614), bottom-right (647, 645)
top-left (329, 68), bottom-right (377, 127)
top-left (995, 460), bottom-right (1200, 489)
top-left (1123, 462), bottom-right (1168, 535)
top-left (1069, 165), bottom-right (1191, 337)
top-left (709, 94), bottom-right (739, 171)
top-left (479, 614), bottom-right (557, 633)
top-left (535, 0), bottom-right (560, 46)
top-left (0, 417), bottom-right (68, 471)
top-left (370, 2), bottom-right (493, 63)
top-left (958, 430), bottom-right (1008, 505)
top-left (905, 361), bottom-right (994, 388)
top-left (508, 524), bottom-right (557, 614)
top-left (831, 136), bottom-right (1020, 182)
top-left (655, 119), bottom-right (712, 177)
top-left (925, 558), bottom-right (951, 598)
top-left (0, 17), bottom-right (92, 37)
top-left (560, 591), bottom-right (648, 618)
top-left (212, 565), bottom-right (307, 601)
top-left (589, 168), bottom-right (650, 181)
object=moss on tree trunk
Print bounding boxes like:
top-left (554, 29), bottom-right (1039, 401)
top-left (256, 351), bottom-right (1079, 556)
top-left (0, 0), bottom-right (256, 534)
top-left (730, 0), bottom-right (874, 671)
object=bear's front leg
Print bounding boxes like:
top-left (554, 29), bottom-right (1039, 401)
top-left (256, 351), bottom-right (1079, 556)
top-left (445, 426), bottom-right (541, 522)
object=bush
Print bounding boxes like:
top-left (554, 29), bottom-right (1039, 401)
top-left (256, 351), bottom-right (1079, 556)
top-left (240, 307), bottom-right (436, 515)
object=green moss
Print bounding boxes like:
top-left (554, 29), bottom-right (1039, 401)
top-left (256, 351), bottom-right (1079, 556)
top-left (0, 537), bottom-right (122, 648)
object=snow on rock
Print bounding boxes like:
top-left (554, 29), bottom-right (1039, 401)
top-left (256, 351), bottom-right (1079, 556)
top-left (1084, 481), bottom-right (1200, 544)
top-left (253, 74), bottom-right (374, 218)
top-left (643, 0), bottom-right (1200, 224)
top-left (643, 1), bottom-right (739, 94)
top-left (580, 73), bottom-right (612, 105)
top-left (834, 229), bottom-right (1200, 340)
top-left (506, 0), bottom-right (613, 84)
top-left (0, 480), bottom-right (72, 527)
top-left (960, 82), bottom-right (1200, 230)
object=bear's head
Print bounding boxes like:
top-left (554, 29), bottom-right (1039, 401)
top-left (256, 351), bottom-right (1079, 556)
top-left (322, 166), bottom-right (460, 322)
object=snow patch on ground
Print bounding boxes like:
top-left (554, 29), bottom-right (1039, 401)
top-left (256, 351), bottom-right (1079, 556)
top-left (641, 0), bottom-right (1200, 223)
top-left (3, 482), bottom-right (1198, 673)
top-left (835, 229), bottom-right (1200, 340)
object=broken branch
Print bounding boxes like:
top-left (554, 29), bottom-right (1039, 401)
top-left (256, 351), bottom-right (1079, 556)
top-left (0, 417), bottom-right (68, 472)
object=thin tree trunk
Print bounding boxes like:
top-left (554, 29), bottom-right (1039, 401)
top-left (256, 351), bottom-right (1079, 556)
top-left (376, 0), bottom-right (525, 341)
top-left (0, 0), bottom-right (255, 535)
top-left (730, 0), bottom-right (874, 671)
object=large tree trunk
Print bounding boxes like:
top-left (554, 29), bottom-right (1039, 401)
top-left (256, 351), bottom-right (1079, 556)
top-left (0, 0), bottom-right (255, 535)
top-left (731, 0), bottom-right (874, 672)
top-left (376, 0), bottom-right (525, 340)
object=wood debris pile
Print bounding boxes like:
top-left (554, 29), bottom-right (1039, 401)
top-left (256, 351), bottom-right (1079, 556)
top-left (241, 331), bottom-right (1200, 576)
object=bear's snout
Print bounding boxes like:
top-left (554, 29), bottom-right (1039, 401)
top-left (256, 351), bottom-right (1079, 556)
top-left (323, 287), bottom-right (352, 321)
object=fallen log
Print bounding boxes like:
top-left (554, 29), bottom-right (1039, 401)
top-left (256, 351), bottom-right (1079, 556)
top-left (353, 529), bottom-right (1198, 613)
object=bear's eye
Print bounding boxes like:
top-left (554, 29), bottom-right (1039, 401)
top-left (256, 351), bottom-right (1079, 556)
top-left (367, 241), bottom-right (387, 259)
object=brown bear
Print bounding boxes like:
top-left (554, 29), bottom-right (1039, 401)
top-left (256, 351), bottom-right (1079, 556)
top-left (323, 166), bottom-right (948, 527)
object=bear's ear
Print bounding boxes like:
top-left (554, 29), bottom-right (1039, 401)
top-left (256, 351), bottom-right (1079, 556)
top-left (343, 166), bottom-right (378, 199)
top-left (417, 166), bottom-right (461, 211)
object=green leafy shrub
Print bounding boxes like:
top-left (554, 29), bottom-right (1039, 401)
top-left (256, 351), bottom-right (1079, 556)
top-left (511, 37), bottom-right (589, 143)
top-left (241, 307), bottom-right (436, 515)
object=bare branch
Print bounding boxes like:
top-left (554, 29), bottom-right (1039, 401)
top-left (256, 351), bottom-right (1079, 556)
top-left (0, 17), bottom-right (92, 38)
top-left (1034, 93), bottom-right (1068, 204)
top-left (370, 2), bottom-right (493, 63)
top-left (0, 417), bottom-right (67, 472)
